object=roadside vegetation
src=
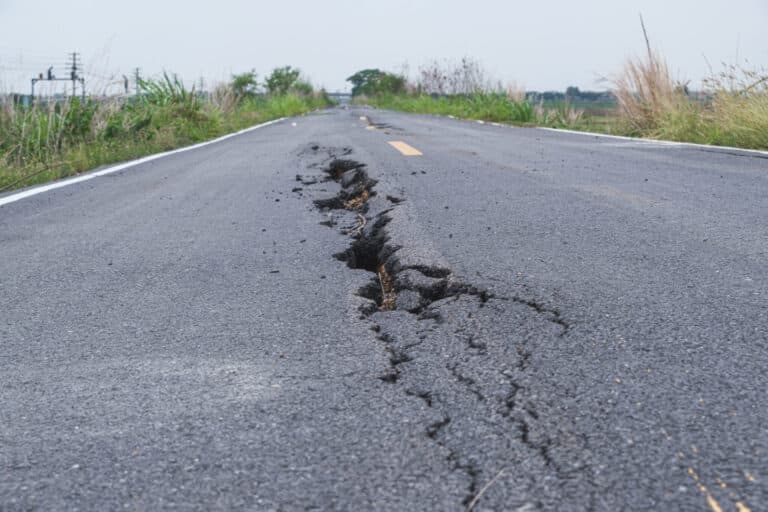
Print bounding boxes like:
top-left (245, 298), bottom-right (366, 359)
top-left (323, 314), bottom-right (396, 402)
top-left (352, 47), bottom-right (767, 151)
top-left (0, 67), bottom-right (331, 191)
top-left (612, 22), bottom-right (767, 149)
top-left (349, 59), bottom-right (599, 129)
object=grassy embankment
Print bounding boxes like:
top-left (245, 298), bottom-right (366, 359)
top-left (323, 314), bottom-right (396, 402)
top-left (357, 56), bottom-right (767, 150)
top-left (348, 63), bottom-right (602, 131)
top-left (0, 73), bottom-right (331, 192)
top-left (362, 93), bottom-right (607, 131)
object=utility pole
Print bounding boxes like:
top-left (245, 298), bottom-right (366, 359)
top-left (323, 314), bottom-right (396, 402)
top-left (30, 52), bottom-right (85, 100)
top-left (68, 52), bottom-right (81, 97)
top-left (134, 68), bottom-right (141, 96)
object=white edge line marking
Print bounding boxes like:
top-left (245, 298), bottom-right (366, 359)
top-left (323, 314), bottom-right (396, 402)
top-left (369, 106), bottom-right (768, 157)
top-left (424, 110), bottom-right (768, 157)
top-left (538, 127), bottom-right (768, 157)
top-left (0, 117), bottom-right (287, 208)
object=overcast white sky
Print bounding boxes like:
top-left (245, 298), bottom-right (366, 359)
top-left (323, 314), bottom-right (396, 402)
top-left (1, 0), bottom-right (765, 95)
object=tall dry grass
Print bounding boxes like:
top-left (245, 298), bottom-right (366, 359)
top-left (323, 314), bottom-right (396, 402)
top-left (611, 17), bottom-right (689, 135)
top-left (611, 18), bottom-right (767, 150)
top-left (705, 65), bottom-right (768, 149)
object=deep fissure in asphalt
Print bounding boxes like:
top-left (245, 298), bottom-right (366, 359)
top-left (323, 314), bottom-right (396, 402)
top-left (302, 147), bottom-right (498, 504)
top-left (299, 142), bottom-right (595, 509)
top-left (312, 153), bottom-right (492, 317)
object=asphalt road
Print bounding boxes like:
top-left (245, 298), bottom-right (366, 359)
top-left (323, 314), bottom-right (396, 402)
top-left (1, 107), bottom-right (766, 511)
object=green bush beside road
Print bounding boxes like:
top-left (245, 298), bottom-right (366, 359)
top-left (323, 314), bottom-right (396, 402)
top-left (0, 70), bottom-right (332, 192)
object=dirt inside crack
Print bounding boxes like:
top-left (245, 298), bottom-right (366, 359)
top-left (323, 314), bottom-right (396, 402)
top-left (333, 216), bottom-right (398, 313)
top-left (377, 263), bottom-right (396, 311)
top-left (343, 189), bottom-right (370, 210)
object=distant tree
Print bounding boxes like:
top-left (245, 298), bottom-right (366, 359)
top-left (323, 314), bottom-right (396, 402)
top-left (231, 70), bottom-right (258, 97)
top-left (378, 72), bottom-right (407, 95)
top-left (347, 69), bottom-right (382, 96)
top-left (266, 66), bottom-right (301, 95)
top-left (566, 86), bottom-right (581, 98)
top-left (346, 69), bottom-right (406, 96)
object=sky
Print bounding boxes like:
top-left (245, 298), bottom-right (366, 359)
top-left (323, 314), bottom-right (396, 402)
top-left (0, 0), bottom-right (765, 95)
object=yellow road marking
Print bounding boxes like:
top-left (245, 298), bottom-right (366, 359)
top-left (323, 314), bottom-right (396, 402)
top-left (706, 494), bottom-right (723, 512)
top-left (679, 450), bottom-right (753, 512)
top-left (388, 141), bottom-right (423, 156)
top-left (687, 466), bottom-right (724, 512)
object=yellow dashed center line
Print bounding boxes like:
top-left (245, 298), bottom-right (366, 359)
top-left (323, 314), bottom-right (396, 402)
top-left (679, 451), bottom-right (753, 512)
top-left (688, 466), bottom-right (724, 512)
top-left (388, 141), bottom-right (423, 156)
top-left (706, 493), bottom-right (724, 512)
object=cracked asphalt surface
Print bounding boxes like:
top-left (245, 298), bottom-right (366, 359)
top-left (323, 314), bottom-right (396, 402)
top-left (1, 107), bottom-right (766, 511)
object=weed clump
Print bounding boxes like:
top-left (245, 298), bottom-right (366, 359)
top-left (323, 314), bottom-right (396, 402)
top-left (610, 17), bottom-right (768, 150)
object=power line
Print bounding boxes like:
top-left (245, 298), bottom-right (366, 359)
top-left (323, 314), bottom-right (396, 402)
top-left (29, 51), bottom-right (85, 99)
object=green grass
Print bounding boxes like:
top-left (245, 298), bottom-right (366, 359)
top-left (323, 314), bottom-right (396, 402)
top-left (610, 42), bottom-right (768, 150)
top-left (0, 75), bottom-right (331, 192)
top-left (364, 93), bottom-right (535, 124)
top-left (360, 93), bottom-right (623, 134)
top-left (359, 59), bottom-right (767, 151)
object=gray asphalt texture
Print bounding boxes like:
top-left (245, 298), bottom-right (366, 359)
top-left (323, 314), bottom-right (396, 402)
top-left (1, 107), bottom-right (766, 511)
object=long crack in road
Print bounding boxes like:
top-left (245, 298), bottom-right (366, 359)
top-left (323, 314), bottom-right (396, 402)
top-left (299, 144), bottom-right (595, 510)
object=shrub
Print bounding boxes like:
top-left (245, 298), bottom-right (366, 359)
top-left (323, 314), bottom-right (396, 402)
top-left (417, 57), bottom-right (493, 95)
top-left (265, 66), bottom-right (301, 96)
top-left (231, 70), bottom-right (259, 98)
top-left (291, 80), bottom-right (314, 96)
